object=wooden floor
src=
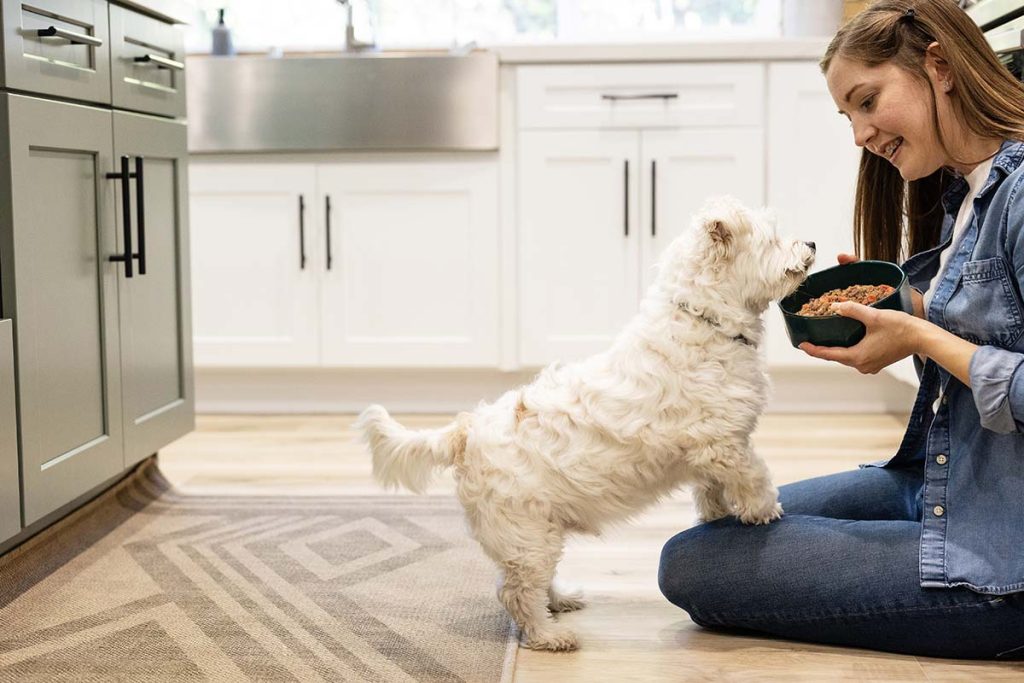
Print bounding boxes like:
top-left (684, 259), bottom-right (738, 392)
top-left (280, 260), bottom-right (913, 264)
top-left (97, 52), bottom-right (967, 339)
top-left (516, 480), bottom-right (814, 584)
top-left (159, 414), bottom-right (1024, 682)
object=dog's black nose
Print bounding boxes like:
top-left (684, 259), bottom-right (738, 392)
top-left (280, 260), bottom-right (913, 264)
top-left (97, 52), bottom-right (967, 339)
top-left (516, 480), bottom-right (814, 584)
top-left (805, 241), bottom-right (816, 252)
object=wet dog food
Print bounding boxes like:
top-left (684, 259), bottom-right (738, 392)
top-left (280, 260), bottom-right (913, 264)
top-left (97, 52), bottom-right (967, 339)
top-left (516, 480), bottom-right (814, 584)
top-left (798, 284), bottom-right (896, 316)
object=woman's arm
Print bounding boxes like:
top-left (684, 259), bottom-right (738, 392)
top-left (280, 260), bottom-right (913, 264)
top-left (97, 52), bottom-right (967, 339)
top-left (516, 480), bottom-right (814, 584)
top-left (911, 316), bottom-right (977, 387)
top-left (800, 302), bottom-right (976, 382)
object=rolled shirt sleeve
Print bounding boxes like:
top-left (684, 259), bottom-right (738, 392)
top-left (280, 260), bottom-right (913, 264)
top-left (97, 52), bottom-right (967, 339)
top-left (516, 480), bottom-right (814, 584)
top-left (969, 344), bottom-right (1024, 434)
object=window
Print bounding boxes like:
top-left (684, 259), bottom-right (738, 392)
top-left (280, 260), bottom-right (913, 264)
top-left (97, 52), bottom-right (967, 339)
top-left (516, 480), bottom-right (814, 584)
top-left (185, 0), bottom-right (781, 54)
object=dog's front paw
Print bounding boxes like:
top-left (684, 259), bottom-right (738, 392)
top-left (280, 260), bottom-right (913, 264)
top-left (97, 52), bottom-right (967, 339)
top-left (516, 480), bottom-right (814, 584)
top-left (737, 500), bottom-right (783, 525)
top-left (523, 625), bottom-right (579, 651)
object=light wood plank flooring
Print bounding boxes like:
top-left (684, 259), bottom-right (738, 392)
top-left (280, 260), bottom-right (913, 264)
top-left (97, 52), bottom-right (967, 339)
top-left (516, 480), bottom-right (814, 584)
top-left (159, 414), bottom-right (1024, 681)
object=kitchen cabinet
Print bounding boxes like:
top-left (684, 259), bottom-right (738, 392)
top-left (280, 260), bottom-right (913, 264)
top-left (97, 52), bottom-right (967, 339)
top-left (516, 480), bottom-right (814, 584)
top-left (0, 93), bottom-right (193, 527)
top-left (0, 0), bottom-right (112, 106)
top-left (1, 94), bottom-right (125, 525)
top-left (0, 0), bottom-right (192, 536)
top-left (317, 160), bottom-right (499, 366)
top-left (108, 3), bottom-right (187, 118)
top-left (517, 130), bottom-right (640, 364)
top-left (518, 128), bottom-right (763, 364)
top-left (1, 319), bottom-right (19, 543)
top-left (516, 62), bottom-right (764, 366)
top-left (189, 164), bottom-right (319, 366)
top-left (113, 111), bottom-right (194, 467)
top-left (763, 62), bottom-right (918, 385)
top-left (639, 129), bottom-right (765, 291)
top-left (190, 157), bottom-right (500, 368)
top-left (764, 62), bottom-right (861, 368)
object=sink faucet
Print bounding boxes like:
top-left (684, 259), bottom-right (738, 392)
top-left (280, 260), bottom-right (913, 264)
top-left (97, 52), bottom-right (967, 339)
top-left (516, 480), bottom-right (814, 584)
top-left (336, 0), bottom-right (376, 52)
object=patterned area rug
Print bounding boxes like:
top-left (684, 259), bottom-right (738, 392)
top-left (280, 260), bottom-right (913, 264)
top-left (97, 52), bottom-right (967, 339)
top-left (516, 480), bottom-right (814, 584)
top-left (0, 460), bottom-right (517, 682)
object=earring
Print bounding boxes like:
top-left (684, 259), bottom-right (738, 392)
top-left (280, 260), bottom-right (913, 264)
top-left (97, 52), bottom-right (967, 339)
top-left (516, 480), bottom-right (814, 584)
top-left (943, 81), bottom-right (952, 92)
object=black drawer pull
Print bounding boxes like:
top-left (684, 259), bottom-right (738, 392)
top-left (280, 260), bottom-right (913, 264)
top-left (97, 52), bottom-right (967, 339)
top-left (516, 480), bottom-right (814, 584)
top-left (134, 157), bottom-right (146, 275)
top-left (36, 26), bottom-right (103, 47)
top-left (298, 195), bottom-right (307, 270)
top-left (325, 195), bottom-right (333, 271)
top-left (601, 93), bottom-right (678, 101)
top-left (106, 155), bottom-right (134, 278)
top-left (624, 159), bottom-right (630, 237)
top-left (651, 160), bottom-right (657, 238)
top-left (134, 54), bottom-right (184, 71)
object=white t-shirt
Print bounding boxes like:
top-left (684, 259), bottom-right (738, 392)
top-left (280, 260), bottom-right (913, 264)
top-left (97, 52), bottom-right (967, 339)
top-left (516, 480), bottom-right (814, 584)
top-left (925, 156), bottom-right (994, 410)
top-left (923, 157), bottom-right (995, 316)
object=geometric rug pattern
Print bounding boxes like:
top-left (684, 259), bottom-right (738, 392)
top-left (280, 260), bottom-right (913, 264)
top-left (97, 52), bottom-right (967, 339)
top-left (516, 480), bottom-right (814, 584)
top-left (0, 460), bottom-right (516, 682)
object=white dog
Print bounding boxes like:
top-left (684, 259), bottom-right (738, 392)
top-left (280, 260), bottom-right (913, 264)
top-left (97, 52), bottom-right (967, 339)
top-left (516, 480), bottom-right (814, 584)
top-left (356, 196), bottom-right (816, 651)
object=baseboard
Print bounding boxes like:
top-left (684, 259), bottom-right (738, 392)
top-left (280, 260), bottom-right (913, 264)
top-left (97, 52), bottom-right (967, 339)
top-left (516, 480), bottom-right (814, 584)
top-left (195, 366), bottom-right (918, 414)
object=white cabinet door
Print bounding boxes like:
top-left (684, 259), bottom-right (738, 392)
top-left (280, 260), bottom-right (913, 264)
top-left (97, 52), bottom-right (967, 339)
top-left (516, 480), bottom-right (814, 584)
top-left (765, 63), bottom-right (861, 368)
top-left (317, 158), bottom-right (499, 367)
top-left (518, 130), bottom-right (641, 366)
top-left (189, 163), bottom-right (320, 366)
top-left (640, 128), bottom-right (765, 292)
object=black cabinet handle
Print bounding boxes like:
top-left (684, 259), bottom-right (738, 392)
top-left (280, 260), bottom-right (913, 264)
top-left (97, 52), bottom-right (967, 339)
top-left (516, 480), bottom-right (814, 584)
top-left (36, 25), bottom-right (103, 47)
top-left (298, 195), bottom-right (307, 270)
top-left (601, 93), bottom-right (678, 101)
top-left (106, 155), bottom-right (134, 278)
top-left (134, 156), bottom-right (146, 275)
top-left (651, 160), bottom-right (657, 238)
top-left (624, 159), bottom-right (630, 237)
top-left (325, 195), bottom-right (333, 271)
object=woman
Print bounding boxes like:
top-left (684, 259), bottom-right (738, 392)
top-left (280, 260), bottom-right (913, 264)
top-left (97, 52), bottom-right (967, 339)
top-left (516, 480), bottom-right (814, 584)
top-left (658, 0), bottom-right (1024, 659)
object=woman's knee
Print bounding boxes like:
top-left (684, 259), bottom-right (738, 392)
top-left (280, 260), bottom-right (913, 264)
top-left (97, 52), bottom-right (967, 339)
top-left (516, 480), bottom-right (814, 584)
top-left (658, 520), bottom-right (742, 618)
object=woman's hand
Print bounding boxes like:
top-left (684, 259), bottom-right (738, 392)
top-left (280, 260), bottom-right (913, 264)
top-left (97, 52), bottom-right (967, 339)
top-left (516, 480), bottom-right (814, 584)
top-left (837, 252), bottom-right (925, 318)
top-left (799, 252), bottom-right (926, 372)
top-left (799, 302), bottom-right (924, 374)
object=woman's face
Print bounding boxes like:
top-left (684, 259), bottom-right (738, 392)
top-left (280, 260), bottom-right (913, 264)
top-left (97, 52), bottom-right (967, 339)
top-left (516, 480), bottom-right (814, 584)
top-left (826, 55), bottom-right (954, 180)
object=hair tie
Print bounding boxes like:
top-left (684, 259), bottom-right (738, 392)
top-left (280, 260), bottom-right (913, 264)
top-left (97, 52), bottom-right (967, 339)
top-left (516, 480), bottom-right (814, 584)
top-left (901, 8), bottom-right (916, 22)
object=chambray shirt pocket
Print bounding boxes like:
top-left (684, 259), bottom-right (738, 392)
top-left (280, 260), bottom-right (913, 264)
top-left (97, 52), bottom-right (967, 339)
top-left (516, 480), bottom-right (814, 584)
top-left (942, 257), bottom-right (1024, 347)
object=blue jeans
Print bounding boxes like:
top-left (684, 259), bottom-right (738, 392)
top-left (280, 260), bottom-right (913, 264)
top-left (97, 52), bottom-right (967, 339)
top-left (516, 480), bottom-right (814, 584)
top-left (658, 465), bottom-right (1024, 659)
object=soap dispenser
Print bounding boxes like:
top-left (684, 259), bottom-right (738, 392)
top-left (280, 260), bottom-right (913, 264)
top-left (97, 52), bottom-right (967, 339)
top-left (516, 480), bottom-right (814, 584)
top-left (211, 8), bottom-right (235, 56)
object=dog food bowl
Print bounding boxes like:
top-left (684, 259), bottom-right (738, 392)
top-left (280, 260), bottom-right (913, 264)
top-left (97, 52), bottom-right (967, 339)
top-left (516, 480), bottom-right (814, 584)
top-left (778, 260), bottom-right (914, 348)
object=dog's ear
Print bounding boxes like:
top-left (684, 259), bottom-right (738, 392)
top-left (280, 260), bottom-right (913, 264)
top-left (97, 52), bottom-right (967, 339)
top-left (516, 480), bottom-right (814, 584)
top-left (707, 219), bottom-right (731, 245)
top-left (700, 215), bottom-right (735, 267)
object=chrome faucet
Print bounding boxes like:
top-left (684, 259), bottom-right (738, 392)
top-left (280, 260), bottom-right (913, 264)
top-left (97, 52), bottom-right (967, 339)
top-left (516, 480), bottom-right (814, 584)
top-left (336, 0), bottom-right (376, 52)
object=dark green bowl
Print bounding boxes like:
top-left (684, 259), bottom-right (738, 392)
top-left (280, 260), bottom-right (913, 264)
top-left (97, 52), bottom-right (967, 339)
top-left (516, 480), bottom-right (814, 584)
top-left (778, 260), bottom-right (913, 348)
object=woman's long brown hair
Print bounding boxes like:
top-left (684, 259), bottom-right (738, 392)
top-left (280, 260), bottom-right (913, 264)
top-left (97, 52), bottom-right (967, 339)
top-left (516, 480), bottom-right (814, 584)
top-left (820, 0), bottom-right (1024, 263)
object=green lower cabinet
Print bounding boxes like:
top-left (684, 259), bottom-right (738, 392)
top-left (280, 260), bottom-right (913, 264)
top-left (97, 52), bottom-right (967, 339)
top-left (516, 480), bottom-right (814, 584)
top-left (1, 320), bottom-right (21, 543)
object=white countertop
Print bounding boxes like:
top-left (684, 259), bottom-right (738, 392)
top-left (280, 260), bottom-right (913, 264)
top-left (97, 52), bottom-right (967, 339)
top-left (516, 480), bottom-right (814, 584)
top-left (492, 38), bottom-right (832, 64)
top-left (191, 38), bottom-right (834, 66)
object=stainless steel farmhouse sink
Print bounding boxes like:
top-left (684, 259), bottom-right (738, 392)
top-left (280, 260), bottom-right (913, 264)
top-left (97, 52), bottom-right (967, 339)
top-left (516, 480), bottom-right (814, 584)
top-left (186, 51), bottom-right (499, 153)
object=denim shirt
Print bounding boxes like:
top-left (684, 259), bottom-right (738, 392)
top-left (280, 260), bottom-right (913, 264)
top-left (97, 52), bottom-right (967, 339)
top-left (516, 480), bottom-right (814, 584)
top-left (871, 139), bottom-right (1024, 595)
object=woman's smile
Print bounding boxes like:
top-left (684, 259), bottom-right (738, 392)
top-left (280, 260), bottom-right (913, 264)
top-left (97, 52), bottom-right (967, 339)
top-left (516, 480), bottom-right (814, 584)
top-left (888, 137), bottom-right (904, 164)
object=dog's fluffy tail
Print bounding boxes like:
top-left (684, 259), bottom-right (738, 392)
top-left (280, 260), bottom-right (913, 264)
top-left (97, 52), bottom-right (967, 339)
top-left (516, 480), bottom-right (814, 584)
top-left (354, 405), bottom-right (469, 494)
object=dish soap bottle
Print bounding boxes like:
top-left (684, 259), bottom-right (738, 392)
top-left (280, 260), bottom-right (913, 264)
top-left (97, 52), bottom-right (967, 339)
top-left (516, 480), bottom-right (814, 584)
top-left (211, 8), bottom-right (235, 56)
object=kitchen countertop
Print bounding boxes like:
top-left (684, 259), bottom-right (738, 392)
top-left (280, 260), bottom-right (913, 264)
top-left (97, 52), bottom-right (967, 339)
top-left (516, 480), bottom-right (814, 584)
top-left (191, 38), bottom-right (833, 66)
top-left (491, 38), bottom-right (832, 64)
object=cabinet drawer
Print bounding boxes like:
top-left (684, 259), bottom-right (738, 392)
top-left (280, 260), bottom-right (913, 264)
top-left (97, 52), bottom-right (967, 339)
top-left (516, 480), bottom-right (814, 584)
top-left (109, 3), bottom-right (185, 117)
top-left (1, 319), bottom-right (21, 543)
top-left (517, 63), bottom-right (764, 129)
top-left (1, 0), bottom-right (111, 105)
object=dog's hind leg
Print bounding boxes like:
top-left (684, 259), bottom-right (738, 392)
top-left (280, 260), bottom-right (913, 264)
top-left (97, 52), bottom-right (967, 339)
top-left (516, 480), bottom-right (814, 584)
top-left (490, 525), bottom-right (579, 651)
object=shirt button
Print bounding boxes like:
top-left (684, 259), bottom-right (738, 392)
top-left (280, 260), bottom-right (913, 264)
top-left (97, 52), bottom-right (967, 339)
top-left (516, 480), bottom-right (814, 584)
top-left (936, 454), bottom-right (948, 465)
top-left (934, 505), bottom-right (945, 517)
top-left (941, 395), bottom-right (948, 405)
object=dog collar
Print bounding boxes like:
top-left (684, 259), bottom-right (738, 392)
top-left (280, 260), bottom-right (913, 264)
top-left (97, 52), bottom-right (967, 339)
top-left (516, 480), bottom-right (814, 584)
top-left (676, 301), bottom-right (756, 347)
